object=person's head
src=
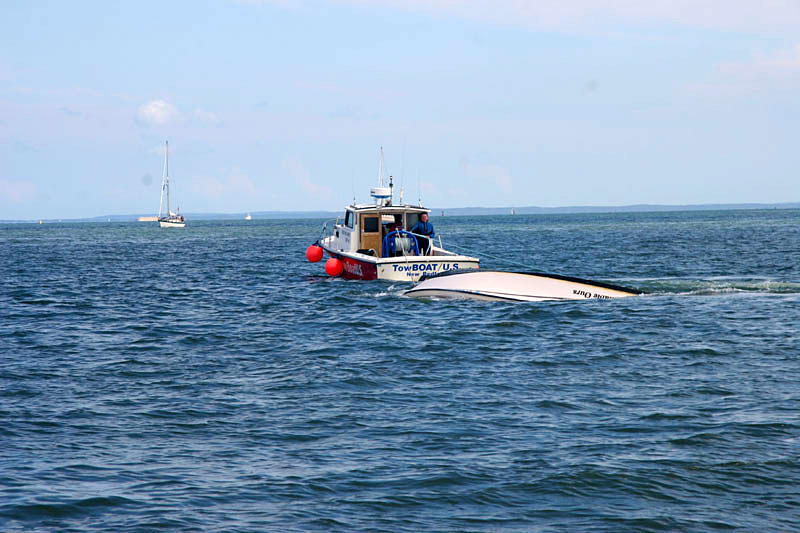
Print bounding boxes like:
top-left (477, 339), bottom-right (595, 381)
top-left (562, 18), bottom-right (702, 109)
top-left (420, 213), bottom-right (429, 222)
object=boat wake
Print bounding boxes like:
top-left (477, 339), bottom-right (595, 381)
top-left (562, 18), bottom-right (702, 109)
top-left (635, 278), bottom-right (800, 296)
top-left (399, 272), bottom-right (800, 303)
top-left (373, 283), bottom-right (409, 299)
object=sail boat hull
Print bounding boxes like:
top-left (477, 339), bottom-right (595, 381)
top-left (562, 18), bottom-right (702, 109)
top-left (159, 218), bottom-right (185, 228)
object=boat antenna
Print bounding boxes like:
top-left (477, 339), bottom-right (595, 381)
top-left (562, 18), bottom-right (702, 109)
top-left (377, 146), bottom-right (385, 187)
top-left (400, 139), bottom-right (406, 205)
top-left (417, 169), bottom-right (421, 206)
top-left (370, 146), bottom-right (392, 206)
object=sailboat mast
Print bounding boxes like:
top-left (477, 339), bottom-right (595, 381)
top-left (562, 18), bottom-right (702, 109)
top-left (165, 141), bottom-right (170, 215)
top-left (159, 141), bottom-right (169, 218)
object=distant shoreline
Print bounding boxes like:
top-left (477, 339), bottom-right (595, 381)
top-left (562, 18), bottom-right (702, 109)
top-left (3, 202), bottom-right (799, 223)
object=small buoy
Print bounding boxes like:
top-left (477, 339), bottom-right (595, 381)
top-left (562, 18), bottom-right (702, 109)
top-left (325, 257), bottom-right (344, 276)
top-left (306, 245), bottom-right (323, 263)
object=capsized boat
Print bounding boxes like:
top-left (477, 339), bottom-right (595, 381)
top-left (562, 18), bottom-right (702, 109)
top-left (404, 269), bottom-right (642, 302)
top-left (157, 140), bottom-right (186, 228)
top-left (306, 149), bottom-right (479, 281)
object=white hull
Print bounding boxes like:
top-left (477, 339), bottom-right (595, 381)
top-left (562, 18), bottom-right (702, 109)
top-left (376, 257), bottom-right (479, 281)
top-left (320, 239), bottom-right (478, 281)
top-left (159, 219), bottom-right (185, 228)
top-left (405, 270), bottom-right (641, 302)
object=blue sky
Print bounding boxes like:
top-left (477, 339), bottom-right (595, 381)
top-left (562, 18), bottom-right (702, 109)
top-left (2, 1), bottom-right (800, 219)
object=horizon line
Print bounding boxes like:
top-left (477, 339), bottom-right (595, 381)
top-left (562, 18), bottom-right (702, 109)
top-left (3, 201), bottom-right (799, 223)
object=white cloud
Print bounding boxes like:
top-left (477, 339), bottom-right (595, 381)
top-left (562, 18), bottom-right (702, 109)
top-left (191, 109), bottom-right (220, 124)
top-left (693, 42), bottom-right (800, 98)
top-left (255, 0), bottom-right (800, 34)
top-left (0, 179), bottom-right (37, 204)
top-left (720, 43), bottom-right (800, 79)
top-left (461, 161), bottom-right (513, 194)
top-left (281, 157), bottom-right (332, 200)
top-left (194, 168), bottom-right (257, 199)
top-left (420, 181), bottom-right (438, 194)
top-left (194, 175), bottom-right (226, 198)
top-left (137, 99), bottom-right (178, 126)
top-left (228, 168), bottom-right (258, 195)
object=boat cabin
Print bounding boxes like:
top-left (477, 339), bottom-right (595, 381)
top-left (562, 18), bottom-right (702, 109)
top-left (313, 150), bottom-right (479, 280)
top-left (333, 203), bottom-right (433, 258)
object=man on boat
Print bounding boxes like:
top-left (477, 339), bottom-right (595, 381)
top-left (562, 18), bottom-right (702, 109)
top-left (410, 212), bottom-right (435, 255)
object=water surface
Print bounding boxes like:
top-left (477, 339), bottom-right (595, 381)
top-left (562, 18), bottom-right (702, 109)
top-left (2, 210), bottom-right (799, 531)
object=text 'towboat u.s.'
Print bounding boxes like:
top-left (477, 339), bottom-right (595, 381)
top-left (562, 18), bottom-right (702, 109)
top-left (306, 151), bottom-right (479, 281)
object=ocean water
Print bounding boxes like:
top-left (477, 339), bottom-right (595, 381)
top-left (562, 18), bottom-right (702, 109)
top-left (2, 210), bottom-right (799, 532)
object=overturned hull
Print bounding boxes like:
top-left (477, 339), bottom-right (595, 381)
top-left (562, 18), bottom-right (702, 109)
top-left (404, 270), bottom-right (642, 302)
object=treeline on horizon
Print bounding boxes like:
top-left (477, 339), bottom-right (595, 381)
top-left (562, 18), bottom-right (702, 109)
top-left (4, 202), bottom-right (800, 223)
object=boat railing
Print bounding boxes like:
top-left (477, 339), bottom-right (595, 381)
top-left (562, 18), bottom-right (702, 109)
top-left (406, 231), bottom-right (443, 255)
top-left (318, 217), bottom-right (340, 243)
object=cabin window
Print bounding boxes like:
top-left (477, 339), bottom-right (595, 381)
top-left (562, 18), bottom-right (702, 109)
top-left (363, 216), bottom-right (379, 233)
top-left (406, 212), bottom-right (421, 229)
top-left (344, 210), bottom-right (354, 228)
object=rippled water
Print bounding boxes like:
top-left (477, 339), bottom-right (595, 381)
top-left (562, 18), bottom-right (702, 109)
top-left (2, 210), bottom-right (800, 531)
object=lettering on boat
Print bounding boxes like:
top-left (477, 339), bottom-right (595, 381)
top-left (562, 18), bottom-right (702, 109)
top-left (392, 263), bottom-right (459, 273)
top-left (573, 289), bottom-right (613, 300)
top-left (343, 261), bottom-right (363, 277)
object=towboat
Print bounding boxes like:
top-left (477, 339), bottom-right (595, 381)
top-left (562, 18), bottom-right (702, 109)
top-left (306, 150), bottom-right (479, 281)
top-left (404, 269), bottom-right (642, 302)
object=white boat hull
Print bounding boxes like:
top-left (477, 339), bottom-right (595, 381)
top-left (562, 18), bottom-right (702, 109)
top-left (159, 219), bottom-right (185, 228)
top-left (405, 270), bottom-right (641, 302)
top-left (320, 240), bottom-right (478, 281)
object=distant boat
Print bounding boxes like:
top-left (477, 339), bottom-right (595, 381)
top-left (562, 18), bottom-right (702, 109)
top-left (157, 141), bottom-right (186, 228)
top-left (245, 213), bottom-right (252, 220)
top-left (510, 207), bottom-right (516, 215)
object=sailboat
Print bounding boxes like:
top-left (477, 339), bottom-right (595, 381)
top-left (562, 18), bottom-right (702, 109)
top-left (245, 213), bottom-right (252, 220)
top-left (158, 140), bottom-right (186, 228)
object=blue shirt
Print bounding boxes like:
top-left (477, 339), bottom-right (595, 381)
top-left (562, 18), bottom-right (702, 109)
top-left (411, 219), bottom-right (435, 237)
